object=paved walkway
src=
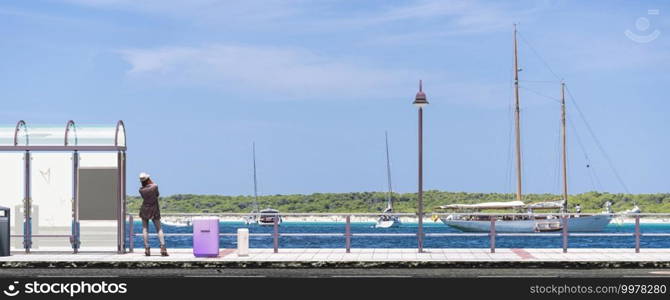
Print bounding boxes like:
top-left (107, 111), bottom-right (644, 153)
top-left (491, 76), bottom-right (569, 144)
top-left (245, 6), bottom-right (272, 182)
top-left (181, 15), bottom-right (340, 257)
top-left (1, 248), bottom-right (669, 263)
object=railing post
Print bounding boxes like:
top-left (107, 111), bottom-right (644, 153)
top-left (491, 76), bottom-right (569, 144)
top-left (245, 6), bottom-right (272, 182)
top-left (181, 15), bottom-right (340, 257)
top-left (634, 215), bottom-right (640, 253)
top-left (345, 215), bottom-right (351, 253)
top-left (417, 212), bottom-right (424, 253)
top-left (129, 214), bottom-right (134, 253)
top-left (273, 216), bottom-right (279, 253)
top-left (562, 214), bottom-right (568, 253)
top-left (489, 217), bottom-right (496, 253)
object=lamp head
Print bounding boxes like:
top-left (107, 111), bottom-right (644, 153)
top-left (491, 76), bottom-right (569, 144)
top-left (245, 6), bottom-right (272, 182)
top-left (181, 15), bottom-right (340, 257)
top-left (413, 80), bottom-right (429, 108)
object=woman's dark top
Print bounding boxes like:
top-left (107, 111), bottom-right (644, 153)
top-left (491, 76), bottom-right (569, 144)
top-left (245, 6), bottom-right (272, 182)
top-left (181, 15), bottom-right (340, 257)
top-left (139, 183), bottom-right (161, 220)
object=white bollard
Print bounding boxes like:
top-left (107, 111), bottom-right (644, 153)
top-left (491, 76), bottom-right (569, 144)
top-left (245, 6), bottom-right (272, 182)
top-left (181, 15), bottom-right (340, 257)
top-left (237, 228), bottom-right (249, 257)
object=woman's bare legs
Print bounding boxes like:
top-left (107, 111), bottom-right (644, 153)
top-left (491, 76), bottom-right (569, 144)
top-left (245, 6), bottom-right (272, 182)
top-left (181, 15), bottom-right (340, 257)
top-left (152, 219), bottom-right (166, 247)
top-left (142, 218), bottom-right (166, 247)
top-left (142, 218), bottom-right (150, 248)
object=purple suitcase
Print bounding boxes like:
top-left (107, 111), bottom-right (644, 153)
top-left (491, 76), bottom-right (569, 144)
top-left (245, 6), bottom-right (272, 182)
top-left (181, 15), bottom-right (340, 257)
top-left (193, 217), bottom-right (220, 257)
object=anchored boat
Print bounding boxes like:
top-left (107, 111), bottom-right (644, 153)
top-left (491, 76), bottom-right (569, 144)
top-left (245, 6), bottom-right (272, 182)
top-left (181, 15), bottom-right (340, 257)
top-left (375, 131), bottom-right (400, 229)
top-left (438, 201), bottom-right (613, 233)
top-left (161, 217), bottom-right (192, 227)
top-left (243, 142), bottom-right (282, 226)
top-left (258, 208), bottom-right (282, 226)
top-left (437, 26), bottom-right (632, 233)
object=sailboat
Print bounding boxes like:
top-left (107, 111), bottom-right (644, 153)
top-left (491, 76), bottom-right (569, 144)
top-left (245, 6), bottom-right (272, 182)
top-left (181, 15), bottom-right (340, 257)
top-left (375, 131), bottom-right (401, 228)
top-left (243, 143), bottom-right (282, 226)
top-left (243, 143), bottom-right (260, 225)
top-left (438, 25), bottom-right (618, 233)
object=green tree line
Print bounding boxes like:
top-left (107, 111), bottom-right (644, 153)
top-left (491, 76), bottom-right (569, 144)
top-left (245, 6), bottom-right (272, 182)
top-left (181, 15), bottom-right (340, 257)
top-left (127, 191), bottom-right (670, 213)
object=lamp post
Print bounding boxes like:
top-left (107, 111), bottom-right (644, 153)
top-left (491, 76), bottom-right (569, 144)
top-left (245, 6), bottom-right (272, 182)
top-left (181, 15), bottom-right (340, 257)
top-left (413, 80), bottom-right (428, 253)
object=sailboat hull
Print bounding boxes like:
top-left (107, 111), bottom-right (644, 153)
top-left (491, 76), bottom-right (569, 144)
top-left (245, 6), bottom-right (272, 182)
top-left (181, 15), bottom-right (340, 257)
top-left (441, 214), bottom-right (612, 233)
top-left (258, 217), bottom-right (282, 226)
top-left (375, 219), bottom-right (400, 228)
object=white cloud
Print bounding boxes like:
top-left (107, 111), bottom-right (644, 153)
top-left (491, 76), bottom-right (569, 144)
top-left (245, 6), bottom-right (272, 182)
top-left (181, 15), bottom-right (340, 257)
top-left (67, 0), bottom-right (541, 104)
top-left (60, 0), bottom-right (308, 25)
top-left (518, 28), bottom-right (670, 74)
top-left (60, 0), bottom-right (540, 37)
top-left (118, 43), bottom-right (508, 106)
top-left (119, 44), bottom-right (417, 100)
top-left (362, 0), bottom-right (473, 24)
top-left (568, 38), bottom-right (670, 71)
top-left (359, 1), bottom-right (545, 45)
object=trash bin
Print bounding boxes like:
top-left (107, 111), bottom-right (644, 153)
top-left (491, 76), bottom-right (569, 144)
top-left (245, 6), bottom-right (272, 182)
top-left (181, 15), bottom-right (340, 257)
top-left (0, 206), bottom-right (10, 257)
top-left (192, 217), bottom-right (219, 257)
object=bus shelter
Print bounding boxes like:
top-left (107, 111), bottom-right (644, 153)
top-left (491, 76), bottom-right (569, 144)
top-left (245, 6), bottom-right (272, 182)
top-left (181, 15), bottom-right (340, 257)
top-left (0, 120), bottom-right (127, 253)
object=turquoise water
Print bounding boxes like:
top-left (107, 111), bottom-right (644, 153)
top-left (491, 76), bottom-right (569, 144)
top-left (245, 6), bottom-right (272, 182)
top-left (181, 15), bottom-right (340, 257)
top-left (127, 221), bottom-right (670, 249)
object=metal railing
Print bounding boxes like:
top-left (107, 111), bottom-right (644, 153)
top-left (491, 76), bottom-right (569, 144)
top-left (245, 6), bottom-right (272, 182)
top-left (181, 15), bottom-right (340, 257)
top-left (126, 212), bottom-right (670, 254)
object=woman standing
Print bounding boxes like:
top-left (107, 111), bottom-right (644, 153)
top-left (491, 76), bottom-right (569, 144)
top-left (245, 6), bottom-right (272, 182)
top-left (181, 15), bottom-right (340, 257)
top-left (138, 172), bottom-right (168, 256)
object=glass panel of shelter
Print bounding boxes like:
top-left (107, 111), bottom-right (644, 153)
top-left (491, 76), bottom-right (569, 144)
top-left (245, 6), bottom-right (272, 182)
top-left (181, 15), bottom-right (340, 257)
top-left (29, 153), bottom-right (73, 250)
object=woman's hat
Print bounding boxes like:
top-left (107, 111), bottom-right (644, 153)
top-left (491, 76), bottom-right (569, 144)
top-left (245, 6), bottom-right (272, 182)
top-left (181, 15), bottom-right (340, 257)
top-left (139, 172), bottom-right (151, 182)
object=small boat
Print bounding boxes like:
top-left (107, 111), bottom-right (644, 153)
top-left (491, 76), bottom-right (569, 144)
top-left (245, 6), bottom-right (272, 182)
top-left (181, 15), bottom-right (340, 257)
top-left (161, 217), bottom-right (192, 227)
top-left (243, 214), bottom-right (257, 225)
top-left (376, 207), bottom-right (400, 229)
top-left (258, 208), bottom-right (282, 226)
top-left (375, 131), bottom-right (401, 229)
top-left (243, 142), bottom-right (262, 225)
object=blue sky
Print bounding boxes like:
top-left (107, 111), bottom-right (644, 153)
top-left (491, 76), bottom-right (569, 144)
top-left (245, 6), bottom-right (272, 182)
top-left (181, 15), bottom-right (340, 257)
top-left (0, 0), bottom-right (668, 196)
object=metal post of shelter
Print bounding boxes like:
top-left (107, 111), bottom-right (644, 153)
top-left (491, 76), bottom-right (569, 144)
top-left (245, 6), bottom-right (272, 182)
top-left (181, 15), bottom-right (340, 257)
top-left (122, 150), bottom-right (127, 253)
top-left (115, 120), bottom-right (127, 254)
top-left (117, 150), bottom-right (125, 254)
top-left (23, 150), bottom-right (31, 253)
top-left (71, 150), bottom-right (80, 253)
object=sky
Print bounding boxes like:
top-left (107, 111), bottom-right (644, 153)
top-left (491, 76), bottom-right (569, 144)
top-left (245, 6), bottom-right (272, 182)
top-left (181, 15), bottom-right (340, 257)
top-left (0, 0), bottom-right (668, 196)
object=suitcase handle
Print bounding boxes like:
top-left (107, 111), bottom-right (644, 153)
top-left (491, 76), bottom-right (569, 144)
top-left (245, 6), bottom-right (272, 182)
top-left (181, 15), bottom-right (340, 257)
top-left (200, 229), bottom-right (210, 233)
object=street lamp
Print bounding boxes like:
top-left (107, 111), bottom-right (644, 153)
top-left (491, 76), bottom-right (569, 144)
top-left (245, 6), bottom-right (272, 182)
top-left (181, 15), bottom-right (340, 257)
top-left (413, 80), bottom-right (428, 253)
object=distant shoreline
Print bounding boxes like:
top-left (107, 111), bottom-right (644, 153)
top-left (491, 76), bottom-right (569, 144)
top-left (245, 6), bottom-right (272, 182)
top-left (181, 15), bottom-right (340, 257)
top-left (159, 216), bottom-right (670, 224)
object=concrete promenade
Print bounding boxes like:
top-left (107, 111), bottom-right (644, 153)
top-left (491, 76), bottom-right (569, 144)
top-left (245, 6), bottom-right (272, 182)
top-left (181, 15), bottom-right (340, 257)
top-left (2, 248), bottom-right (670, 269)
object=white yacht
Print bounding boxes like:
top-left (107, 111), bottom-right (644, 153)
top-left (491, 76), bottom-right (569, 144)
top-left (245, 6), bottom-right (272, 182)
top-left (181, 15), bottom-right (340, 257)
top-left (258, 208), bottom-right (282, 226)
top-left (437, 26), bottom-right (634, 233)
top-left (438, 201), bottom-right (613, 233)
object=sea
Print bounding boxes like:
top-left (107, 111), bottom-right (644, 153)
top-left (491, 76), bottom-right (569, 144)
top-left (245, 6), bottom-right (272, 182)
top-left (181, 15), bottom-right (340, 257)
top-left (128, 221), bottom-right (670, 249)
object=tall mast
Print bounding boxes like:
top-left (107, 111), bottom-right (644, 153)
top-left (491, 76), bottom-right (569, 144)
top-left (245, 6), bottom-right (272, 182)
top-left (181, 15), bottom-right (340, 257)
top-left (385, 131), bottom-right (393, 210)
top-left (561, 82), bottom-right (568, 212)
top-left (252, 142), bottom-right (259, 213)
top-left (513, 24), bottom-right (523, 201)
